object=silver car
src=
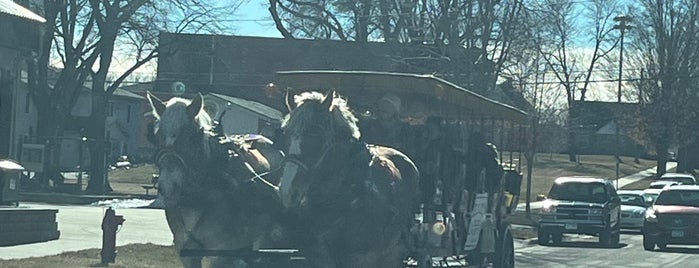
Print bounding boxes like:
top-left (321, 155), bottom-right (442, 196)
top-left (617, 190), bottom-right (651, 230)
top-left (658, 173), bottom-right (696, 185)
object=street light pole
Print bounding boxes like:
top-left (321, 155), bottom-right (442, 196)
top-left (614, 15), bottom-right (632, 189)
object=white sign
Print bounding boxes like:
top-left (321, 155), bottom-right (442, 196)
top-left (463, 193), bottom-right (489, 251)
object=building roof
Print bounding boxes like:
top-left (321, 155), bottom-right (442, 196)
top-left (570, 100), bottom-right (639, 132)
top-left (275, 70), bottom-right (527, 123)
top-left (208, 93), bottom-right (282, 122)
top-left (0, 1), bottom-right (45, 22)
top-left (113, 88), bottom-right (145, 100)
top-left (155, 32), bottom-right (494, 113)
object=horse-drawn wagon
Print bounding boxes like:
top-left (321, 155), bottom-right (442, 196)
top-left (274, 70), bottom-right (527, 268)
top-left (148, 70), bottom-right (526, 268)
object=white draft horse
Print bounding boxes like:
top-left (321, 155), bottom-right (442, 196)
top-left (278, 90), bottom-right (421, 267)
top-left (147, 92), bottom-right (285, 268)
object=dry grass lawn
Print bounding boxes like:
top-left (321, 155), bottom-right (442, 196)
top-left (516, 153), bottom-right (656, 200)
top-left (0, 243), bottom-right (180, 268)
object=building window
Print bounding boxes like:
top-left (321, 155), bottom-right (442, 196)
top-left (25, 93), bottom-right (30, 113)
top-left (126, 105), bottom-right (131, 123)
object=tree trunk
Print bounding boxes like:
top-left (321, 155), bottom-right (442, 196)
top-left (567, 126), bottom-right (577, 162)
top-left (85, 88), bottom-right (111, 193)
top-left (656, 141), bottom-right (669, 178)
top-left (525, 152), bottom-right (534, 215)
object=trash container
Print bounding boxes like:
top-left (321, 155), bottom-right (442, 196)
top-left (0, 159), bottom-right (24, 206)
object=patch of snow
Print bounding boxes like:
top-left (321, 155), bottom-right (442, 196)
top-left (91, 198), bottom-right (154, 208)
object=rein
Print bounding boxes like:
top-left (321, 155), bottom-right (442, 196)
top-left (155, 148), bottom-right (189, 168)
top-left (287, 138), bottom-right (370, 210)
top-left (282, 137), bottom-right (344, 174)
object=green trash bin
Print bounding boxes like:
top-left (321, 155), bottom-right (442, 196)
top-left (0, 159), bottom-right (24, 206)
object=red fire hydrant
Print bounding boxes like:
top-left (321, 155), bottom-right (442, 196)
top-left (101, 207), bottom-right (125, 264)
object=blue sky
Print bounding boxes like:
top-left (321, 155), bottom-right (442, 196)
top-left (231, 0), bottom-right (282, 38)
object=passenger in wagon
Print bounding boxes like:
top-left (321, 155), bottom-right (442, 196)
top-left (416, 116), bottom-right (458, 213)
top-left (359, 94), bottom-right (414, 155)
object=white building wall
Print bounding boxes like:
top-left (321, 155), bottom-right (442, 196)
top-left (0, 46), bottom-right (38, 159)
top-left (13, 82), bottom-right (38, 156)
top-left (106, 97), bottom-right (141, 162)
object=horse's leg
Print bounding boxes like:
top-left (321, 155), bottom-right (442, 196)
top-left (165, 208), bottom-right (203, 268)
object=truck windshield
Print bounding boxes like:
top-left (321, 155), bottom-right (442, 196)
top-left (548, 182), bottom-right (608, 203)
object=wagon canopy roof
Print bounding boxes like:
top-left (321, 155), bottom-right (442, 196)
top-left (275, 70), bottom-right (528, 124)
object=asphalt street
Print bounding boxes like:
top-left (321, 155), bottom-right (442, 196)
top-left (516, 231), bottom-right (699, 268)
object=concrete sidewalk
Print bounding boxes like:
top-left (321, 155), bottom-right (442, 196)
top-left (516, 162), bottom-right (678, 212)
top-left (0, 203), bottom-right (172, 260)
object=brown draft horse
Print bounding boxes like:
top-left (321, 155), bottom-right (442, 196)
top-left (147, 92), bottom-right (285, 268)
top-left (278, 90), bottom-right (421, 267)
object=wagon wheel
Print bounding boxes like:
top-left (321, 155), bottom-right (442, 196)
top-left (493, 227), bottom-right (515, 268)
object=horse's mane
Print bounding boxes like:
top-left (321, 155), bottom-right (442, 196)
top-left (282, 91), bottom-right (361, 140)
top-left (157, 96), bottom-right (214, 132)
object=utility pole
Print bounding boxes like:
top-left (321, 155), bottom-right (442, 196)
top-left (614, 15), bottom-right (632, 189)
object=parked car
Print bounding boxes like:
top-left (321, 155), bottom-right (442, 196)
top-left (642, 188), bottom-right (662, 204)
top-left (648, 180), bottom-right (679, 189)
top-left (538, 177), bottom-right (621, 246)
top-left (617, 190), bottom-right (650, 230)
top-left (657, 173), bottom-right (696, 185)
top-left (644, 182), bottom-right (681, 204)
top-left (643, 185), bottom-right (699, 250)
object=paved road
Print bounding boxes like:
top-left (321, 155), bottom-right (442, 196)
top-left (516, 231), bottom-right (699, 268)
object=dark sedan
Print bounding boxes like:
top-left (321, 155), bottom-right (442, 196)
top-left (642, 185), bottom-right (699, 250)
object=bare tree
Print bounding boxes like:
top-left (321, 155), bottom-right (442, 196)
top-left (528, 0), bottom-right (620, 162)
top-left (501, 29), bottom-right (564, 214)
top-left (268, 0), bottom-right (526, 92)
top-left (27, 0), bottom-right (229, 193)
top-left (628, 0), bottom-right (699, 176)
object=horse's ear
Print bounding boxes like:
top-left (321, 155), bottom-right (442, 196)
top-left (146, 91), bottom-right (166, 118)
top-left (285, 87), bottom-right (296, 112)
top-left (187, 93), bottom-right (204, 118)
top-left (322, 90), bottom-right (335, 112)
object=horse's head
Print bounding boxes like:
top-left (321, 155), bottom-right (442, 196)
top-left (155, 152), bottom-right (188, 207)
top-left (147, 92), bottom-right (212, 148)
top-left (278, 90), bottom-right (361, 208)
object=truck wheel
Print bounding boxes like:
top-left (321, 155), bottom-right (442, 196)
top-left (537, 230), bottom-right (549, 245)
top-left (598, 230), bottom-right (611, 246)
top-left (611, 230), bottom-right (620, 245)
top-left (642, 235), bottom-right (655, 251)
top-left (657, 242), bottom-right (667, 250)
top-left (494, 229), bottom-right (515, 268)
top-left (551, 232), bottom-right (563, 245)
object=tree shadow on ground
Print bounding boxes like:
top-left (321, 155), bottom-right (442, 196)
top-left (655, 247), bottom-right (699, 254)
top-left (539, 240), bottom-right (628, 249)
